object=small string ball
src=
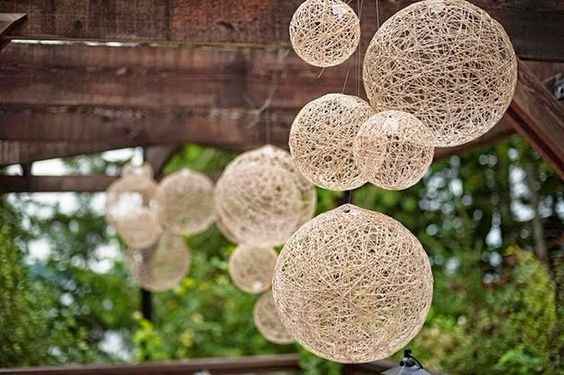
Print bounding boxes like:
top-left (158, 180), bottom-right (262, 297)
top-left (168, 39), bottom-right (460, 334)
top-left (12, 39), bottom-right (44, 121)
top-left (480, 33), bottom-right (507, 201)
top-left (216, 214), bottom-right (239, 243)
top-left (216, 163), bottom-right (303, 247)
top-left (225, 145), bottom-right (317, 225)
top-left (273, 204), bottom-right (433, 363)
top-left (254, 291), bottom-right (294, 345)
top-left (353, 111), bottom-right (435, 190)
top-left (114, 206), bottom-right (163, 250)
top-left (126, 230), bottom-right (191, 292)
top-left (154, 169), bottom-right (215, 235)
top-left (290, 94), bottom-right (373, 191)
top-left (363, 0), bottom-right (518, 147)
top-left (290, 0), bottom-right (361, 67)
top-left (228, 245), bottom-right (278, 294)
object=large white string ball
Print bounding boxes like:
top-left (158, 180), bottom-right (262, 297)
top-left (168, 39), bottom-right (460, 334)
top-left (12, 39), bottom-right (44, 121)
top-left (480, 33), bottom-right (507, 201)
top-left (254, 291), bottom-right (294, 345)
top-left (114, 206), bottom-right (163, 250)
top-left (363, 0), bottom-right (518, 147)
top-left (154, 169), bottom-right (215, 235)
top-left (225, 145), bottom-right (317, 225)
top-left (126, 230), bottom-right (191, 292)
top-left (215, 164), bottom-right (303, 247)
top-left (353, 111), bottom-right (435, 190)
top-left (289, 94), bottom-right (373, 191)
top-left (273, 204), bottom-right (433, 363)
top-left (290, 0), bottom-right (361, 68)
top-left (228, 245), bottom-right (278, 294)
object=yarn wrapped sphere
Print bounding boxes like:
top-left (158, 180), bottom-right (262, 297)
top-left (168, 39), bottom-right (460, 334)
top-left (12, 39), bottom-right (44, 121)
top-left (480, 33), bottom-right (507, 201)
top-left (215, 164), bottom-right (303, 247)
top-left (273, 204), bottom-right (433, 363)
top-left (216, 214), bottom-right (239, 243)
top-left (290, 0), bottom-right (361, 67)
top-left (228, 246), bottom-right (278, 294)
top-left (154, 169), bottom-right (215, 235)
top-left (225, 145), bottom-right (317, 225)
top-left (363, 0), bottom-right (517, 147)
top-left (289, 94), bottom-right (373, 191)
top-left (353, 111), bottom-right (435, 190)
top-left (126, 230), bottom-right (191, 292)
top-left (114, 206), bottom-right (163, 250)
top-left (254, 291), bottom-right (294, 345)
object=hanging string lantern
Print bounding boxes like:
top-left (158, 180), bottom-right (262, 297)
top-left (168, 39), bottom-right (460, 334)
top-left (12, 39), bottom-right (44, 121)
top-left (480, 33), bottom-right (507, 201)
top-left (154, 169), bottom-right (215, 235)
top-left (225, 145), bottom-right (317, 226)
top-left (216, 214), bottom-right (239, 243)
top-left (215, 164), bottom-right (303, 247)
top-left (114, 206), bottom-right (162, 250)
top-left (126, 230), bottom-right (191, 292)
top-left (105, 164), bottom-right (158, 226)
top-left (290, 0), bottom-right (361, 68)
top-left (353, 111), bottom-right (435, 190)
top-left (273, 204), bottom-right (433, 363)
top-left (254, 291), bottom-right (294, 345)
top-left (363, 0), bottom-right (518, 147)
top-left (228, 245), bottom-right (278, 294)
top-left (289, 94), bottom-right (372, 191)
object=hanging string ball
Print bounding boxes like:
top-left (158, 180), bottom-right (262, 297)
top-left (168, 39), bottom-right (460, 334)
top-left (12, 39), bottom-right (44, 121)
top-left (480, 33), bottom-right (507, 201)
top-left (363, 0), bottom-right (517, 147)
top-left (353, 111), bottom-right (435, 190)
top-left (154, 169), bottom-right (215, 236)
top-left (215, 163), bottom-right (303, 247)
top-left (289, 94), bottom-right (373, 191)
top-left (254, 291), bottom-right (294, 345)
top-left (290, 0), bottom-right (361, 67)
top-left (114, 206), bottom-right (163, 250)
top-left (225, 145), bottom-right (317, 225)
top-left (126, 230), bottom-right (191, 292)
top-left (228, 245), bottom-right (278, 294)
top-left (273, 204), bottom-right (433, 363)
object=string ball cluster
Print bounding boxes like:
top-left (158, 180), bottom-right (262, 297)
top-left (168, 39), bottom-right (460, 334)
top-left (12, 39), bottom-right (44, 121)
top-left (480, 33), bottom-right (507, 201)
top-left (290, 0), bottom-right (361, 67)
top-left (126, 230), bottom-right (191, 292)
top-left (254, 291), bottom-right (294, 345)
top-left (363, 0), bottom-right (518, 147)
top-left (154, 169), bottom-right (215, 236)
top-left (353, 111), bottom-right (435, 190)
top-left (290, 94), bottom-right (373, 191)
top-left (273, 204), bottom-right (433, 363)
top-left (228, 245), bottom-right (278, 294)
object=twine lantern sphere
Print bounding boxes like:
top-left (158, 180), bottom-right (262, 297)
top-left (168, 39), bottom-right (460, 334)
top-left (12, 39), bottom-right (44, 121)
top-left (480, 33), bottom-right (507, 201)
top-left (216, 214), bottom-right (239, 243)
top-left (154, 169), bottom-right (215, 235)
top-left (215, 164), bottom-right (303, 247)
top-left (114, 206), bottom-right (163, 250)
top-left (273, 204), bottom-right (433, 363)
top-left (225, 145), bottom-right (317, 225)
top-left (126, 230), bottom-right (191, 292)
top-left (290, 0), bottom-right (361, 68)
top-left (290, 94), bottom-right (373, 191)
top-left (228, 245), bottom-right (278, 294)
top-left (353, 111), bottom-right (435, 190)
top-left (254, 291), bottom-right (294, 345)
top-left (363, 0), bottom-right (518, 147)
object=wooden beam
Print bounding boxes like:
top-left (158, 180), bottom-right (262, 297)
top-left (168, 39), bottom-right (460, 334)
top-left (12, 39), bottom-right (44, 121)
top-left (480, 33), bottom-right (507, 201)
top-left (144, 145), bottom-right (181, 179)
top-left (1, 1), bottom-right (563, 61)
top-left (509, 61), bottom-right (564, 179)
top-left (0, 175), bottom-right (118, 193)
top-left (0, 13), bottom-right (26, 50)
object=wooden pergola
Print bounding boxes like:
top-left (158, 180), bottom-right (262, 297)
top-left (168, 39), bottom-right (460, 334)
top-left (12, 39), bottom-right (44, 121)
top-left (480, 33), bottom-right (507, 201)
top-left (0, 1), bottom-right (563, 373)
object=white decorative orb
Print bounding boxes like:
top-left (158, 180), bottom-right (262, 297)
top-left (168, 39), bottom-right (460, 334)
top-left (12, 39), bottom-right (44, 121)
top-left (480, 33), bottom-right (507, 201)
top-left (114, 206), bottom-right (162, 250)
top-left (290, 0), bottom-right (361, 67)
top-left (126, 230), bottom-right (191, 292)
top-left (228, 246), bottom-right (278, 294)
top-left (289, 94), bottom-right (373, 191)
top-left (215, 164), bottom-right (303, 247)
top-left (363, 0), bottom-right (518, 147)
top-left (216, 214), bottom-right (239, 243)
top-left (154, 169), bottom-right (215, 235)
top-left (273, 204), bottom-right (433, 363)
top-left (225, 145), bottom-right (317, 225)
top-left (254, 291), bottom-right (294, 345)
top-left (105, 172), bottom-right (157, 226)
top-left (353, 111), bottom-right (435, 190)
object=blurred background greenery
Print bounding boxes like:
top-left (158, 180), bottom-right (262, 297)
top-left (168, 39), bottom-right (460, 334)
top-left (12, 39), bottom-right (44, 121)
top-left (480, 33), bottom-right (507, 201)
top-left (0, 135), bottom-right (562, 374)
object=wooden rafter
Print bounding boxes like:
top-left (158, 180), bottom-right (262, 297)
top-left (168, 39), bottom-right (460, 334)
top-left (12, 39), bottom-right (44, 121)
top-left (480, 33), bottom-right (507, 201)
top-left (1, 1), bottom-right (563, 61)
top-left (0, 13), bottom-right (25, 50)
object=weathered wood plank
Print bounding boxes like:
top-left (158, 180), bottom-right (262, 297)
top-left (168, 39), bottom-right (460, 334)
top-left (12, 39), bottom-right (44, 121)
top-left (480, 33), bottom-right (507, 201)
top-left (0, 13), bottom-right (26, 50)
top-left (509, 61), bottom-right (564, 179)
top-left (1, 1), bottom-right (563, 61)
top-left (0, 174), bottom-right (118, 193)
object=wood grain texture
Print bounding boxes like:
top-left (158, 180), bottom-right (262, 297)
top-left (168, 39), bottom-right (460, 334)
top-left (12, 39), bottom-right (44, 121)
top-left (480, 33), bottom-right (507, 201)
top-left (1, 1), bottom-right (563, 61)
